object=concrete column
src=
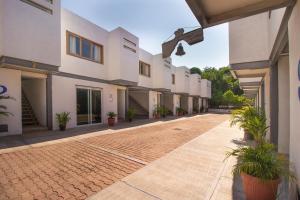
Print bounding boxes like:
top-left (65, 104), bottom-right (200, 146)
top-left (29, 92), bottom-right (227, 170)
top-left (288, 0), bottom-right (300, 187)
top-left (46, 74), bottom-right (53, 130)
top-left (270, 63), bottom-right (279, 149)
top-left (277, 56), bottom-right (290, 154)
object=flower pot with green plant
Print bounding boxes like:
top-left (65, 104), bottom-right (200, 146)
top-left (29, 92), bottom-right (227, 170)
top-left (126, 108), bottom-right (135, 122)
top-left (227, 106), bottom-right (294, 200)
top-left (227, 142), bottom-right (293, 200)
top-left (176, 107), bottom-right (184, 116)
top-left (56, 112), bottom-right (71, 131)
top-left (153, 105), bottom-right (161, 119)
top-left (107, 112), bottom-right (117, 126)
top-left (160, 106), bottom-right (168, 118)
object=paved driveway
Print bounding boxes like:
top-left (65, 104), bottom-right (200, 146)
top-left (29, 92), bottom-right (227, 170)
top-left (0, 114), bottom-right (228, 200)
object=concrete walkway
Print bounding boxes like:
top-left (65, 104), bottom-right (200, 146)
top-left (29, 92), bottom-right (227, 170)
top-left (88, 121), bottom-right (245, 200)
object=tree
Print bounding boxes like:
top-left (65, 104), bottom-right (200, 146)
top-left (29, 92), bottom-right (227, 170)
top-left (191, 66), bottom-right (245, 108)
top-left (190, 67), bottom-right (202, 75)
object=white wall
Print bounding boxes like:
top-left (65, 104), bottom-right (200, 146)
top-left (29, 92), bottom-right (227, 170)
top-left (0, 0), bottom-right (3, 56)
top-left (189, 74), bottom-right (201, 96)
top-left (0, 68), bottom-right (22, 136)
top-left (188, 97), bottom-right (193, 114)
top-left (117, 89), bottom-right (126, 119)
top-left (173, 94), bottom-right (181, 115)
top-left (52, 75), bottom-right (125, 130)
top-left (138, 49), bottom-right (153, 88)
top-left (268, 8), bottom-right (285, 55)
top-left (277, 56), bottom-right (290, 154)
top-left (175, 66), bottom-right (190, 94)
top-left (22, 78), bottom-right (47, 126)
top-left (1, 0), bottom-right (61, 66)
top-left (229, 12), bottom-right (269, 64)
top-left (152, 54), bottom-right (172, 90)
top-left (149, 91), bottom-right (159, 118)
top-left (201, 79), bottom-right (211, 98)
top-left (61, 9), bottom-right (108, 79)
top-left (108, 27), bottom-right (139, 83)
top-left (288, 0), bottom-right (300, 187)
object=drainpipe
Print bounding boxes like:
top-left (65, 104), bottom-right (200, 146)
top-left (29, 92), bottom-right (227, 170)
top-left (46, 74), bottom-right (53, 130)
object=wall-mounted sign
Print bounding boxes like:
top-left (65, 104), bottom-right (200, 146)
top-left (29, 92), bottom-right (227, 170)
top-left (0, 85), bottom-right (7, 95)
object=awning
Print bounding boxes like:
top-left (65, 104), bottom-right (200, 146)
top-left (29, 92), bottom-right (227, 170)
top-left (185, 0), bottom-right (295, 28)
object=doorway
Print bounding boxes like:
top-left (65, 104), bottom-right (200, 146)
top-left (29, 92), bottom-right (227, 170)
top-left (76, 87), bottom-right (102, 125)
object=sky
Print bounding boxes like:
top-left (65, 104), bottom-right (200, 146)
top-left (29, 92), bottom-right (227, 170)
top-left (62, 0), bottom-right (229, 69)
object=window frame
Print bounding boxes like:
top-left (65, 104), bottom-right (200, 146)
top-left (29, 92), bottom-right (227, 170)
top-left (139, 61), bottom-right (151, 77)
top-left (66, 31), bottom-right (104, 64)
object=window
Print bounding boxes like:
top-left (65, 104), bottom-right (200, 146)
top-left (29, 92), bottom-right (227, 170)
top-left (172, 74), bottom-right (175, 84)
top-left (45, 0), bottom-right (53, 4)
top-left (139, 61), bottom-right (151, 77)
top-left (67, 31), bottom-right (104, 64)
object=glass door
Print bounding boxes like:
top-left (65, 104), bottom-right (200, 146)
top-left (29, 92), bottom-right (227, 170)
top-left (77, 88), bottom-right (102, 125)
top-left (91, 90), bottom-right (101, 124)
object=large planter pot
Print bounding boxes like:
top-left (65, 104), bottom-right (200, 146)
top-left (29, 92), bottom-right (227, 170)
top-left (128, 118), bottom-right (133, 122)
top-left (59, 124), bottom-right (66, 131)
top-left (107, 117), bottom-right (115, 126)
top-left (241, 173), bottom-right (280, 200)
top-left (153, 113), bottom-right (160, 119)
top-left (244, 130), bottom-right (254, 141)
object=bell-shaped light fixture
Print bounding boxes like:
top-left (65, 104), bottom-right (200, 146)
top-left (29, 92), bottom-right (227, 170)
top-left (175, 43), bottom-right (185, 56)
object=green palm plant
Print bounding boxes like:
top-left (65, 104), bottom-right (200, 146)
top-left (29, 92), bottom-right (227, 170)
top-left (226, 142), bottom-right (293, 181)
top-left (0, 95), bottom-right (13, 117)
top-left (246, 109), bottom-right (268, 145)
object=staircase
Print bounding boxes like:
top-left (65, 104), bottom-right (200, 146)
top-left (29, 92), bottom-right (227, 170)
top-left (128, 96), bottom-right (149, 119)
top-left (22, 91), bottom-right (39, 126)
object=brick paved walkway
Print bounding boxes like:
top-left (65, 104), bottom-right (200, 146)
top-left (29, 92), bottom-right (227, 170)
top-left (0, 114), bottom-right (228, 200)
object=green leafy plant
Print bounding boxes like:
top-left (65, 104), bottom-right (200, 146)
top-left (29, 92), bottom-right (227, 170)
top-left (56, 112), bottom-right (71, 131)
top-left (226, 143), bottom-right (293, 181)
top-left (0, 95), bottom-right (14, 117)
top-left (126, 108), bottom-right (136, 122)
top-left (159, 106), bottom-right (168, 118)
top-left (107, 112), bottom-right (116, 118)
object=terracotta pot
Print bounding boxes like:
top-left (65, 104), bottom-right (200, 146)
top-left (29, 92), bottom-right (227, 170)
top-left (59, 124), bottom-right (66, 131)
top-left (241, 172), bottom-right (280, 200)
top-left (128, 118), bottom-right (133, 122)
top-left (107, 117), bottom-right (115, 126)
top-left (154, 113), bottom-right (160, 119)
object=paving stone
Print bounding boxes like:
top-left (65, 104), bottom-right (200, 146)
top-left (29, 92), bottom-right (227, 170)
top-left (0, 114), bottom-right (228, 199)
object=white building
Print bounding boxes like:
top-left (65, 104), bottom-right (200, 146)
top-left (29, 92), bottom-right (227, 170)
top-left (0, 0), bottom-right (211, 136)
top-left (185, 0), bottom-right (300, 195)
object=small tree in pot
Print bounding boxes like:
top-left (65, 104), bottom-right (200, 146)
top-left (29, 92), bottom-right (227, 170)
top-left (227, 105), bottom-right (294, 200)
top-left (227, 143), bottom-right (293, 200)
top-left (56, 112), bottom-right (71, 131)
top-left (126, 108), bottom-right (135, 122)
top-left (230, 105), bottom-right (257, 141)
top-left (107, 112), bottom-right (117, 126)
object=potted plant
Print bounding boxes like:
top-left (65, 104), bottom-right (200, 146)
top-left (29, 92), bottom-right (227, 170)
top-left (227, 105), bottom-right (294, 200)
top-left (56, 112), bottom-right (71, 131)
top-left (227, 143), bottom-right (293, 200)
top-left (160, 106), bottom-right (168, 118)
top-left (153, 105), bottom-right (161, 119)
top-left (107, 112), bottom-right (117, 126)
top-left (230, 105), bottom-right (257, 141)
top-left (176, 107), bottom-right (184, 116)
top-left (0, 95), bottom-right (14, 117)
top-left (126, 108), bottom-right (135, 122)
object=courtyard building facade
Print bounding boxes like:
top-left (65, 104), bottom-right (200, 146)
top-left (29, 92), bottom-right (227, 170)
top-left (0, 0), bottom-right (211, 136)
